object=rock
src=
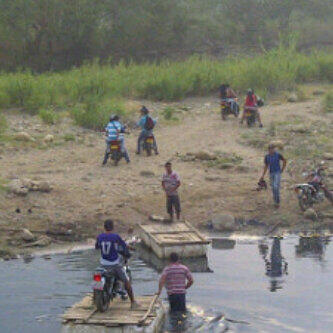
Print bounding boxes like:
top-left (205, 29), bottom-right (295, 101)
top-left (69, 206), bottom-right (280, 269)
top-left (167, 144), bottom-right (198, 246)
top-left (30, 180), bottom-right (52, 193)
top-left (312, 90), bottom-right (325, 96)
top-left (211, 214), bottom-right (237, 231)
top-left (14, 132), bottom-right (34, 141)
top-left (149, 215), bottom-right (165, 222)
top-left (43, 134), bottom-right (54, 143)
top-left (287, 93), bottom-right (298, 103)
top-left (218, 162), bottom-right (234, 170)
top-left (235, 165), bottom-right (250, 173)
top-left (304, 208), bottom-right (318, 221)
top-left (323, 152), bottom-right (333, 160)
top-left (21, 228), bottom-right (37, 242)
top-left (23, 236), bottom-right (52, 247)
top-left (8, 179), bottom-right (28, 196)
top-left (140, 170), bottom-right (155, 177)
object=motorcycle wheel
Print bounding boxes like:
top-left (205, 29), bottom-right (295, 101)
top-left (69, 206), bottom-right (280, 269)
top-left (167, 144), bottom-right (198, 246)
top-left (93, 289), bottom-right (110, 312)
top-left (221, 109), bottom-right (227, 121)
top-left (146, 144), bottom-right (152, 156)
top-left (298, 193), bottom-right (313, 211)
top-left (247, 116), bottom-right (255, 127)
top-left (112, 151), bottom-right (121, 166)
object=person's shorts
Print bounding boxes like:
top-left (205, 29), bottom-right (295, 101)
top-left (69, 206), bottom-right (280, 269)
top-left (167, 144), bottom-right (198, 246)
top-left (102, 264), bottom-right (129, 283)
top-left (167, 195), bottom-right (181, 214)
top-left (168, 293), bottom-right (186, 312)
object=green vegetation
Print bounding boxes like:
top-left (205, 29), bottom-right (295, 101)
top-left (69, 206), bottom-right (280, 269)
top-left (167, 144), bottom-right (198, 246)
top-left (0, 113), bottom-right (7, 135)
top-left (0, 0), bottom-right (332, 71)
top-left (39, 108), bottom-right (60, 125)
top-left (323, 92), bottom-right (333, 113)
top-left (0, 47), bottom-right (332, 128)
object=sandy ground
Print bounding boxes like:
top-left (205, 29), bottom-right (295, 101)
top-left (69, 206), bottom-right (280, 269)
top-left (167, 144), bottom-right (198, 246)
top-left (0, 93), bottom-right (332, 255)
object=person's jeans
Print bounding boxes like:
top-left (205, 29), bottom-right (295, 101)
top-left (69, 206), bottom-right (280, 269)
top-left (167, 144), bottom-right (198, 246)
top-left (226, 98), bottom-right (239, 114)
top-left (168, 293), bottom-right (186, 312)
top-left (270, 172), bottom-right (281, 204)
top-left (137, 130), bottom-right (158, 153)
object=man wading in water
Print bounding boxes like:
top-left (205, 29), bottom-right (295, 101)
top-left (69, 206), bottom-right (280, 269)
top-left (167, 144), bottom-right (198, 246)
top-left (260, 144), bottom-right (287, 208)
top-left (156, 252), bottom-right (193, 312)
top-left (162, 162), bottom-right (181, 222)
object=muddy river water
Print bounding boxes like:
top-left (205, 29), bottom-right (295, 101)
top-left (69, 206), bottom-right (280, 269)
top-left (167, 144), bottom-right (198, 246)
top-left (0, 234), bottom-right (332, 332)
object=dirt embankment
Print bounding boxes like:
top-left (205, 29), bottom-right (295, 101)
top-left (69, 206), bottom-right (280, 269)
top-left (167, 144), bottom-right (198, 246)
top-left (0, 89), bottom-right (332, 258)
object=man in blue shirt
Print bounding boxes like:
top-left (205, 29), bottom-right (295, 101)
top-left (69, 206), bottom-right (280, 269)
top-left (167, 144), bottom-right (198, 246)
top-left (260, 144), bottom-right (287, 208)
top-left (136, 106), bottom-right (158, 155)
top-left (95, 219), bottom-right (139, 309)
top-left (103, 115), bottom-right (130, 165)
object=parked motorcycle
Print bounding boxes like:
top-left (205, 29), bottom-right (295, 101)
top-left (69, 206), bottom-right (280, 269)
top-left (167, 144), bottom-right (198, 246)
top-left (294, 167), bottom-right (332, 211)
top-left (143, 135), bottom-right (155, 156)
top-left (93, 257), bottom-right (131, 312)
top-left (221, 98), bottom-right (239, 120)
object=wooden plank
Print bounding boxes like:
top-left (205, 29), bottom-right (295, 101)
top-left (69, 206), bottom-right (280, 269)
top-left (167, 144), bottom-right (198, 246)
top-left (139, 294), bottom-right (159, 325)
top-left (184, 220), bottom-right (209, 242)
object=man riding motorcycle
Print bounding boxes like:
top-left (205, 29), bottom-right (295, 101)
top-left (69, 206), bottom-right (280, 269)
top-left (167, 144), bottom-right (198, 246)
top-left (219, 83), bottom-right (239, 116)
top-left (103, 115), bottom-right (130, 165)
top-left (240, 89), bottom-right (263, 127)
top-left (136, 106), bottom-right (158, 155)
top-left (95, 219), bottom-right (140, 309)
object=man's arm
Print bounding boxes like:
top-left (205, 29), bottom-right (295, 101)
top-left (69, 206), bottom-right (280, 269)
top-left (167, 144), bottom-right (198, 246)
top-left (95, 236), bottom-right (100, 250)
top-left (185, 269), bottom-right (194, 290)
top-left (261, 156), bottom-right (268, 179)
top-left (280, 155), bottom-right (287, 173)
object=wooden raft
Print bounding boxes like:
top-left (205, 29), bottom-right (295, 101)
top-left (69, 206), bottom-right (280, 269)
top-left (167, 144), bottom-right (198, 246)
top-left (62, 294), bottom-right (160, 327)
top-left (137, 221), bottom-right (210, 259)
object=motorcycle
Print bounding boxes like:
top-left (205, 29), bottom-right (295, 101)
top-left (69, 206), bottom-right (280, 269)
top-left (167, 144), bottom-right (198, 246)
top-left (143, 135), bottom-right (155, 156)
top-left (221, 98), bottom-right (239, 120)
top-left (244, 98), bottom-right (264, 127)
top-left (103, 140), bottom-right (123, 166)
top-left (294, 167), bottom-right (332, 211)
top-left (93, 256), bottom-right (131, 312)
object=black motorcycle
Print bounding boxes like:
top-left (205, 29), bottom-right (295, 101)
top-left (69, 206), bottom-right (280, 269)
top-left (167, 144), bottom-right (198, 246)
top-left (92, 256), bottom-right (131, 312)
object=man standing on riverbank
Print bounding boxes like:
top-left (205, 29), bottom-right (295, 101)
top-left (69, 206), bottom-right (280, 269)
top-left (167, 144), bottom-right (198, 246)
top-left (156, 252), bottom-right (193, 312)
top-left (260, 144), bottom-right (287, 208)
top-left (162, 162), bottom-right (181, 222)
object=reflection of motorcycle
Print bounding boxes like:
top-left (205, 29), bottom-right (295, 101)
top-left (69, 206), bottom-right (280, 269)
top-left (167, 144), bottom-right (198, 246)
top-left (294, 167), bottom-right (332, 211)
top-left (221, 98), bottom-right (239, 120)
top-left (295, 235), bottom-right (330, 260)
top-left (93, 257), bottom-right (131, 312)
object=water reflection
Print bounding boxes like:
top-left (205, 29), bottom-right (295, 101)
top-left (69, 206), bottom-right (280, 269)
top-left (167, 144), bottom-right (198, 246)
top-left (259, 237), bottom-right (288, 292)
top-left (295, 235), bottom-right (331, 261)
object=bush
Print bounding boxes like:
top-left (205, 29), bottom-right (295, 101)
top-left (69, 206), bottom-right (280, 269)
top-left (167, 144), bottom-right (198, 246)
top-left (0, 113), bottom-right (7, 134)
top-left (39, 108), bottom-right (59, 125)
top-left (162, 106), bottom-right (176, 120)
top-left (323, 92), bottom-right (333, 113)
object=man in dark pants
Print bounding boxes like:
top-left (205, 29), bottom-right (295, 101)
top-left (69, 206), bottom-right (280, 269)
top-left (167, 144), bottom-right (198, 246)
top-left (156, 252), bottom-right (193, 312)
top-left (162, 162), bottom-right (181, 221)
top-left (260, 144), bottom-right (287, 208)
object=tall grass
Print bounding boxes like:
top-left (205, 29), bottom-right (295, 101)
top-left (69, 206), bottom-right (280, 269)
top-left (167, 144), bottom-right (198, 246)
top-left (0, 47), bottom-right (332, 128)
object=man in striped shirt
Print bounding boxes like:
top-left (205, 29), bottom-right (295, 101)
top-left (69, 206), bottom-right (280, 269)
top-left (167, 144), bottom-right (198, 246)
top-left (156, 253), bottom-right (193, 312)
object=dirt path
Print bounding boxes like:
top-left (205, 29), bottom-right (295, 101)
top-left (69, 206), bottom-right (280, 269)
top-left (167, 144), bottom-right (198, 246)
top-left (0, 95), bottom-right (332, 250)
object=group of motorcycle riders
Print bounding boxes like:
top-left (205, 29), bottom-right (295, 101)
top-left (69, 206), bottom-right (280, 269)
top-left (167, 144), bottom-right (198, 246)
top-left (103, 84), bottom-right (264, 165)
top-left (97, 84), bottom-right (332, 313)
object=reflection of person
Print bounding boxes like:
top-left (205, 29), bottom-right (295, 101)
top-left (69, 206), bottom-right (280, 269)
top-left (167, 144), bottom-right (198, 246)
top-left (264, 237), bottom-right (288, 292)
top-left (156, 252), bottom-right (193, 312)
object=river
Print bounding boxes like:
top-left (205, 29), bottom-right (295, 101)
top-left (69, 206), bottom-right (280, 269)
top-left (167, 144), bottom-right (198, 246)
top-left (0, 234), bottom-right (331, 332)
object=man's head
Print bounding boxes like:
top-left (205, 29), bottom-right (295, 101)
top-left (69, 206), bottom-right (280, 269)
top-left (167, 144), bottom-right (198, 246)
top-left (104, 219), bottom-right (114, 232)
top-left (140, 106), bottom-right (149, 115)
top-left (268, 144), bottom-right (275, 154)
top-left (165, 161), bottom-right (172, 174)
top-left (170, 252), bottom-right (179, 263)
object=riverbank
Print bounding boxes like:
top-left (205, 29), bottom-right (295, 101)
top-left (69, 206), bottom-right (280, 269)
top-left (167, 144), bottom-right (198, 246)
top-left (0, 84), bottom-right (332, 259)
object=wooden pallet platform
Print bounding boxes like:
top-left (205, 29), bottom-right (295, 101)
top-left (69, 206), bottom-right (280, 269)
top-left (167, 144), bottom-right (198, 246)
top-left (137, 221), bottom-right (210, 259)
top-left (62, 294), bottom-right (161, 327)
